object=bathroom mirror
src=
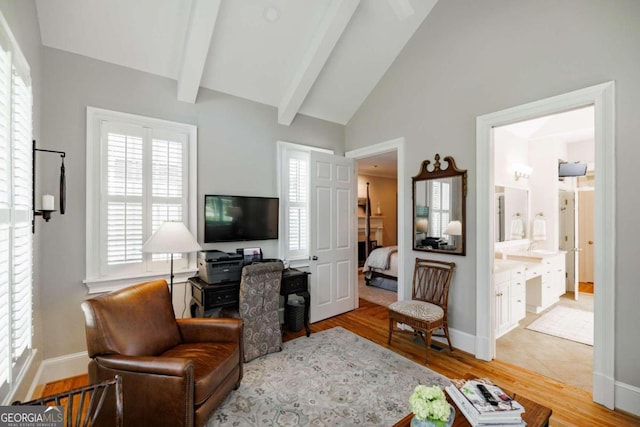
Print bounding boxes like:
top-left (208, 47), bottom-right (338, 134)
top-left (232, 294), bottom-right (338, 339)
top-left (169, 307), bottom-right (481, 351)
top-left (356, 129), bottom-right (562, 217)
top-left (495, 186), bottom-right (529, 242)
top-left (413, 154), bottom-right (467, 255)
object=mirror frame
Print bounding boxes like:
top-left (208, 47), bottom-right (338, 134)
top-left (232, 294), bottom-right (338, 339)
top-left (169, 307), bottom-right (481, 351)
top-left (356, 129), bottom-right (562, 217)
top-left (412, 154), bottom-right (467, 256)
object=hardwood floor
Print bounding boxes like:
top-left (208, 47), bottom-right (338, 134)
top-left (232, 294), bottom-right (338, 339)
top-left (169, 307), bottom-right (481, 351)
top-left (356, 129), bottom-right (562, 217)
top-left (41, 299), bottom-right (638, 426)
top-left (579, 282), bottom-right (594, 294)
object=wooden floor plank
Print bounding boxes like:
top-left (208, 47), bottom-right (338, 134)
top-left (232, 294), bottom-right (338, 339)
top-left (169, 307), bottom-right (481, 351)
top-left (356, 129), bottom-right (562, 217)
top-left (40, 299), bottom-right (638, 426)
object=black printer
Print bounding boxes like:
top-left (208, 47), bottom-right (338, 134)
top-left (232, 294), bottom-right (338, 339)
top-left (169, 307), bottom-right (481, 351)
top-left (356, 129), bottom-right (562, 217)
top-left (197, 250), bottom-right (243, 284)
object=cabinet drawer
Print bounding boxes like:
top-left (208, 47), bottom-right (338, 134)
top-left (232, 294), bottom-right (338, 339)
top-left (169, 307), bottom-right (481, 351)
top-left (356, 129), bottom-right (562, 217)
top-left (282, 274), bottom-right (308, 294)
top-left (205, 289), bottom-right (238, 309)
top-left (525, 264), bottom-right (543, 279)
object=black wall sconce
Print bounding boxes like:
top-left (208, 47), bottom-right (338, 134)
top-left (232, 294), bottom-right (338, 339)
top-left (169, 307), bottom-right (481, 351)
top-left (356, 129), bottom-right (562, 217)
top-left (32, 140), bottom-right (66, 233)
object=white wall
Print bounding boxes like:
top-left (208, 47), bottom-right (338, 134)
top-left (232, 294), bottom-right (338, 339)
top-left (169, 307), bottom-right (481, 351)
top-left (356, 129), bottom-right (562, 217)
top-left (346, 0), bottom-right (640, 390)
top-left (37, 46), bottom-right (344, 361)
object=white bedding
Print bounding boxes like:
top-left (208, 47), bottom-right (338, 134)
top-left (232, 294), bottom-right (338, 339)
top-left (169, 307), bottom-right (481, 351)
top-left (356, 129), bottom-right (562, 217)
top-left (363, 246), bottom-right (398, 278)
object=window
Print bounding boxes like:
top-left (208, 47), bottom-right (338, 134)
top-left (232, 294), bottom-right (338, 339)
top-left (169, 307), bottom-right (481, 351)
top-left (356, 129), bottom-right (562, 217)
top-left (429, 179), bottom-right (451, 238)
top-left (86, 108), bottom-right (197, 292)
top-left (278, 141), bottom-right (332, 264)
top-left (0, 12), bottom-right (33, 403)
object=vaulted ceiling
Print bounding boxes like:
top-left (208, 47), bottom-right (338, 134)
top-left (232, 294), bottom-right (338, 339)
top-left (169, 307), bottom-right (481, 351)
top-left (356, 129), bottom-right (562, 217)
top-left (35, 0), bottom-right (437, 125)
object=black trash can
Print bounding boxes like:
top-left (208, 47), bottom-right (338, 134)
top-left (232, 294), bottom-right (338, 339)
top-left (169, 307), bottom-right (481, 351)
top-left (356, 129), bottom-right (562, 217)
top-left (286, 299), bottom-right (305, 332)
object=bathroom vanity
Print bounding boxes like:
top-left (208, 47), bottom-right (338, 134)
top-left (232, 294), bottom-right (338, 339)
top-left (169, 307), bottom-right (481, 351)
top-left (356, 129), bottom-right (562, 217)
top-left (494, 250), bottom-right (566, 338)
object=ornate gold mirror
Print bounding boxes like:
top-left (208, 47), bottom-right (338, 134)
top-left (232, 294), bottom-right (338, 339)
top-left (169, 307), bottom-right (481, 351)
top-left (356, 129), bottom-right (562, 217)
top-left (413, 154), bottom-right (467, 255)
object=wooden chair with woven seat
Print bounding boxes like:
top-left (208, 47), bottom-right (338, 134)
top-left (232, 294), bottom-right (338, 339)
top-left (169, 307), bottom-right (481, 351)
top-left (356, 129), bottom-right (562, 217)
top-left (388, 258), bottom-right (456, 364)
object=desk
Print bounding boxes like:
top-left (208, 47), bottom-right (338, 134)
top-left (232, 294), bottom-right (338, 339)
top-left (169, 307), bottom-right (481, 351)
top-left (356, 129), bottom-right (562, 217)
top-left (189, 277), bottom-right (238, 318)
top-left (189, 268), bottom-right (311, 337)
top-left (281, 268), bottom-right (311, 337)
top-left (393, 384), bottom-right (551, 427)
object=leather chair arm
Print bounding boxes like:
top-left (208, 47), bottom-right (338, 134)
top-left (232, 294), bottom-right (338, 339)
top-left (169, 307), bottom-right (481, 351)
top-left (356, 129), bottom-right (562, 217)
top-left (177, 317), bottom-right (243, 344)
top-left (95, 354), bottom-right (194, 377)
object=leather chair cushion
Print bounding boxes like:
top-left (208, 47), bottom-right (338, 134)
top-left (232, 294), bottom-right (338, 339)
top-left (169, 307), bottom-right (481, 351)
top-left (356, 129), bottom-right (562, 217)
top-left (162, 341), bottom-right (240, 406)
top-left (83, 280), bottom-right (183, 357)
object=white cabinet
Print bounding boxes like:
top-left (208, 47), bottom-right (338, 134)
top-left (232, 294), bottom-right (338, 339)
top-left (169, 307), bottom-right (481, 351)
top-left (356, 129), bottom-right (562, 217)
top-left (524, 253), bottom-right (566, 314)
top-left (494, 263), bottom-right (526, 338)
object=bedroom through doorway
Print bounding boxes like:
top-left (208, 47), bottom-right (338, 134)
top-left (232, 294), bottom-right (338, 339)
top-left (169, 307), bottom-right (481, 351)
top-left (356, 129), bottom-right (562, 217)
top-left (354, 151), bottom-right (399, 307)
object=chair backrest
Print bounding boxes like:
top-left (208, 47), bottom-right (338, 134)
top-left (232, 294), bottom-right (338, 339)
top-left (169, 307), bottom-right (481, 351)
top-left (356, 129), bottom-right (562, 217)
top-left (239, 261), bottom-right (284, 318)
top-left (14, 375), bottom-right (123, 427)
top-left (81, 280), bottom-right (182, 357)
top-left (412, 258), bottom-right (456, 312)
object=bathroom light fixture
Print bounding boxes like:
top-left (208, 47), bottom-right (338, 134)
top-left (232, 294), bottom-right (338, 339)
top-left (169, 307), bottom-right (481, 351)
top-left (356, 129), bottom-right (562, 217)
top-left (513, 163), bottom-right (532, 181)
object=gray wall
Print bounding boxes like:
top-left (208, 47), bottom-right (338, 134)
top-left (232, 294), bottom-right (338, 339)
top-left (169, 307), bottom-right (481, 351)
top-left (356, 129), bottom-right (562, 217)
top-left (38, 47), bottom-right (344, 359)
top-left (346, 0), bottom-right (640, 387)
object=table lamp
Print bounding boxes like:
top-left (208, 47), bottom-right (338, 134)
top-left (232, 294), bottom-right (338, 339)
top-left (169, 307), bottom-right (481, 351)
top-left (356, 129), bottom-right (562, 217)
top-left (142, 221), bottom-right (202, 298)
top-left (444, 220), bottom-right (462, 250)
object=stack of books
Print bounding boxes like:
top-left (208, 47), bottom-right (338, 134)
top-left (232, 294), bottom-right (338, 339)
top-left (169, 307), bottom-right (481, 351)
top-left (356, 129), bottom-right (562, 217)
top-left (445, 378), bottom-right (526, 426)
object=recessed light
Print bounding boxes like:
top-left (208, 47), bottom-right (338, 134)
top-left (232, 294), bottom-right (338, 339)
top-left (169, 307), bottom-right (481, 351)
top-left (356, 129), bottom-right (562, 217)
top-left (263, 6), bottom-right (280, 23)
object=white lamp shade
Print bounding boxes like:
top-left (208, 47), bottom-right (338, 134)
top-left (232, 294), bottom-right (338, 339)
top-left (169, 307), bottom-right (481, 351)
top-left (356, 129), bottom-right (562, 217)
top-left (444, 220), bottom-right (462, 236)
top-left (142, 221), bottom-right (202, 254)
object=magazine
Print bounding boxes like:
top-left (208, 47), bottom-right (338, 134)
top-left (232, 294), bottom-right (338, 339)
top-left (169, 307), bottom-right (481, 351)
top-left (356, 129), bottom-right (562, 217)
top-left (446, 379), bottom-right (525, 426)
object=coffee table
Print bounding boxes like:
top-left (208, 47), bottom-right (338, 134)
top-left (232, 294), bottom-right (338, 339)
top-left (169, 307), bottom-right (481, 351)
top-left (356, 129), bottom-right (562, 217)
top-left (393, 383), bottom-right (551, 427)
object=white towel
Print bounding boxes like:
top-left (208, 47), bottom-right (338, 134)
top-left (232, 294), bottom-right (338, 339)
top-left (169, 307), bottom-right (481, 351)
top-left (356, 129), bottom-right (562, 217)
top-left (510, 218), bottom-right (524, 240)
top-left (533, 218), bottom-right (547, 241)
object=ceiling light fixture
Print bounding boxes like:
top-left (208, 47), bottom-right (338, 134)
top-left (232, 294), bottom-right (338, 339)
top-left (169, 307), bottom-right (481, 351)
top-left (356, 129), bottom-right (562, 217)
top-left (263, 6), bottom-right (280, 23)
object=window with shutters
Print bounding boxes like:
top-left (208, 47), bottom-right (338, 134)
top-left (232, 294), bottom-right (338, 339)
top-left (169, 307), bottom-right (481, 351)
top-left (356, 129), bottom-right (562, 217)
top-left (277, 141), bottom-right (332, 264)
top-left (0, 11), bottom-right (34, 403)
top-left (86, 108), bottom-right (197, 292)
top-left (428, 179), bottom-right (451, 238)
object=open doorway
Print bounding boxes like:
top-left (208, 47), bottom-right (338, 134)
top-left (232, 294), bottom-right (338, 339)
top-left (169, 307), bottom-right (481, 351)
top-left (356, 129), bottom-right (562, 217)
top-left (476, 81), bottom-right (616, 408)
top-left (493, 106), bottom-right (595, 391)
top-left (346, 138), bottom-right (407, 305)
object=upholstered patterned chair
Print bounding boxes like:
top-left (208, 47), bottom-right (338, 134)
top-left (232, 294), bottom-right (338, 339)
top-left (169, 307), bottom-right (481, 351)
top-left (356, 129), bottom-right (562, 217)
top-left (388, 258), bottom-right (456, 364)
top-left (239, 261), bottom-right (284, 362)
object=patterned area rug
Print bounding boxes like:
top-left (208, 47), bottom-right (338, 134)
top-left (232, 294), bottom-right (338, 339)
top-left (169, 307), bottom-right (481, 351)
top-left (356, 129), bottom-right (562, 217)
top-left (208, 327), bottom-right (450, 426)
top-left (526, 305), bottom-right (594, 346)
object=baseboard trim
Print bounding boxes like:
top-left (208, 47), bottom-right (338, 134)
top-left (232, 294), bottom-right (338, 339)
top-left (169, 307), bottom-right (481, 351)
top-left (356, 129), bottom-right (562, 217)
top-left (432, 327), bottom-right (475, 355)
top-left (27, 351), bottom-right (89, 399)
top-left (615, 380), bottom-right (640, 416)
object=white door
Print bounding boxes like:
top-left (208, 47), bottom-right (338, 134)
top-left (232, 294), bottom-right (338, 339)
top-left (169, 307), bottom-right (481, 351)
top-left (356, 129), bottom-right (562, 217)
top-left (559, 190), bottom-right (578, 299)
top-left (309, 151), bottom-right (357, 322)
top-left (578, 190), bottom-right (595, 283)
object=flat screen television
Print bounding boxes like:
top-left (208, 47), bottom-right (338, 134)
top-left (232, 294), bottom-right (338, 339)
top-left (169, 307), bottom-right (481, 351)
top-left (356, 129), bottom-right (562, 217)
top-left (558, 162), bottom-right (587, 177)
top-left (204, 195), bottom-right (279, 243)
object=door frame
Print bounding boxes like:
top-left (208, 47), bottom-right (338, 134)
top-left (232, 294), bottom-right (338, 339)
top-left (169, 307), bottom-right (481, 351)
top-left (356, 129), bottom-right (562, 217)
top-left (346, 137), bottom-right (406, 301)
top-left (559, 189), bottom-right (579, 299)
top-left (475, 82), bottom-right (615, 408)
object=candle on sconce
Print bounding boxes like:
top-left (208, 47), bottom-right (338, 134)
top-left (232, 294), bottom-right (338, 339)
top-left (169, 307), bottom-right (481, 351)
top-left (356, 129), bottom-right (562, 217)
top-left (42, 194), bottom-right (54, 211)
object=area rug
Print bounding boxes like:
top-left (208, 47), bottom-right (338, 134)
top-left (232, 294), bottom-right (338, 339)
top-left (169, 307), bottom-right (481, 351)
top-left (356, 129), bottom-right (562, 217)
top-left (358, 274), bottom-right (397, 307)
top-left (526, 305), bottom-right (594, 346)
top-left (208, 327), bottom-right (450, 426)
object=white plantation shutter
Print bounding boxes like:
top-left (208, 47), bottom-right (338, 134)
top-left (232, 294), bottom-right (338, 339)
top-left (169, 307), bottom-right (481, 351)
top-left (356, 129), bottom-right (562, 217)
top-left (150, 134), bottom-right (185, 262)
top-left (287, 152), bottom-right (308, 256)
top-left (90, 111), bottom-right (194, 283)
top-left (0, 10), bottom-right (33, 401)
top-left (429, 179), bottom-right (451, 238)
top-left (278, 142), bottom-right (333, 263)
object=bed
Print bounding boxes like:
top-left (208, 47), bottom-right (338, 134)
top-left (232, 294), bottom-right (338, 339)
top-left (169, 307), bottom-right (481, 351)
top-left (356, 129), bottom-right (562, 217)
top-left (362, 246), bottom-right (398, 292)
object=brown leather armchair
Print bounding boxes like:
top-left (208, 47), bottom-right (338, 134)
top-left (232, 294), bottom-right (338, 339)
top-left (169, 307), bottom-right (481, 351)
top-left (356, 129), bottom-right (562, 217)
top-left (81, 279), bottom-right (243, 427)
